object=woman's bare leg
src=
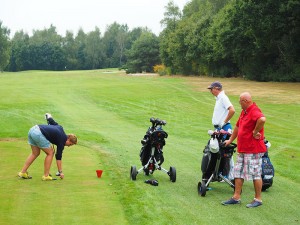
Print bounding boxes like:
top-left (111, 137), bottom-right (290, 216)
top-left (21, 145), bottom-right (41, 173)
top-left (42, 147), bottom-right (54, 176)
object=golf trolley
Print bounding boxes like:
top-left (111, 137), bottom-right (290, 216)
top-left (130, 118), bottom-right (176, 182)
top-left (198, 129), bottom-right (237, 197)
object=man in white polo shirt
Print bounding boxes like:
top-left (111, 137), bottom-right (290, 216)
top-left (208, 81), bottom-right (235, 178)
top-left (208, 81), bottom-right (235, 131)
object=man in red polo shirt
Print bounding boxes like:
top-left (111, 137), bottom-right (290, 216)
top-left (221, 92), bottom-right (267, 208)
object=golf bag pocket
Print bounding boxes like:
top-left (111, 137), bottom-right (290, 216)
top-left (201, 145), bottom-right (211, 173)
top-left (220, 145), bottom-right (235, 158)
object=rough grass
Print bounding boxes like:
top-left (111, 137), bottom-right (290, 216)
top-left (188, 76), bottom-right (300, 104)
top-left (0, 70), bottom-right (299, 225)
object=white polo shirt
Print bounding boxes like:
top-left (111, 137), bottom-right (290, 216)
top-left (212, 91), bottom-right (233, 126)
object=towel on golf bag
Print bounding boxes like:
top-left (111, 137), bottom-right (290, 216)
top-left (261, 151), bottom-right (274, 190)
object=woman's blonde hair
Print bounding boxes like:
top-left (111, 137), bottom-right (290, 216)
top-left (68, 134), bottom-right (77, 144)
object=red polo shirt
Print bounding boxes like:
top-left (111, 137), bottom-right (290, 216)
top-left (236, 103), bottom-right (266, 154)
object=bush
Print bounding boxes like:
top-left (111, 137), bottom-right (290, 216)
top-left (153, 64), bottom-right (168, 76)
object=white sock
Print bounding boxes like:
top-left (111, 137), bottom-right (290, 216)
top-left (254, 198), bottom-right (262, 202)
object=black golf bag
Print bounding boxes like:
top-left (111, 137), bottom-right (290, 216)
top-left (261, 139), bottom-right (274, 191)
top-left (139, 125), bottom-right (166, 168)
top-left (130, 118), bottom-right (176, 183)
top-left (198, 129), bottom-right (237, 197)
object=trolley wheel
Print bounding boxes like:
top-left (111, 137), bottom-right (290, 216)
top-left (130, 166), bottom-right (137, 181)
top-left (169, 166), bottom-right (176, 182)
top-left (198, 181), bottom-right (207, 197)
top-left (262, 185), bottom-right (268, 191)
top-left (262, 179), bottom-right (273, 191)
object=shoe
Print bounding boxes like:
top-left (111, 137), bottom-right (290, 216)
top-left (55, 172), bottom-right (61, 176)
top-left (246, 200), bottom-right (262, 208)
top-left (18, 172), bottom-right (32, 179)
top-left (42, 175), bottom-right (54, 181)
top-left (221, 197), bottom-right (241, 205)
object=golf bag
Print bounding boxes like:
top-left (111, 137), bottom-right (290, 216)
top-left (139, 122), bottom-right (166, 167)
top-left (130, 118), bottom-right (176, 182)
top-left (198, 129), bottom-right (237, 197)
top-left (261, 140), bottom-right (274, 191)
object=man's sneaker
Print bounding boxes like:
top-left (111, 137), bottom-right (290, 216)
top-left (18, 172), bottom-right (32, 179)
top-left (221, 197), bottom-right (241, 205)
top-left (246, 199), bottom-right (262, 208)
top-left (42, 175), bottom-right (54, 181)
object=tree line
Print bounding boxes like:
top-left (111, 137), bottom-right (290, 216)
top-left (0, 0), bottom-right (299, 81)
top-left (0, 22), bottom-right (159, 73)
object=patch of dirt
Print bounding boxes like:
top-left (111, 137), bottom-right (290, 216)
top-left (126, 73), bottom-right (158, 76)
top-left (0, 138), bottom-right (25, 142)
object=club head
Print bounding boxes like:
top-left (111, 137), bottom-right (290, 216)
top-left (208, 130), bottom-right (214, 135)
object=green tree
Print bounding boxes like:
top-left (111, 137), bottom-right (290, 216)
top-left (126, 27), bottom-right (143, 48)
top-left (160, 0), bottom-right (230, 75)
top-left (208, 0), bottom-right (300, 81)
top-left (275, 0), bottom-right (300, 81)
top-left (7, 31), bottom-right (30, 71)
top-left (62, 31), bottom-right (78, 70)
top-left (159, 0), bottom-right (182, 73)
top-left (102, 22), bottom-right (129, 68)
top-left (0, 21), bottom-right (11, 71)
top-left (84, 27), bottom-right (105, 69)
top-left (30, 24), bottom-right (62, 45)
top-left (26, 25), bottom-right (65, 70)
top-left (125, 31), bottom-right (160, 73)
top-left (8, 26), bottom-right (65, 71)
top-left (184, 0), bottom-right (232, 76)
top-left (116, 25), bottom-right (129, 66)
top-left (74, 29), bottom-right (87, 70)
top-left (119, 27), bottom-right (144, 70)
top-left (160, 0), bottom-right (182, 30)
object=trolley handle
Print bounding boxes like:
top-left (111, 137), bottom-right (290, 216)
top-left (220, 142), bottom-right (237, 149)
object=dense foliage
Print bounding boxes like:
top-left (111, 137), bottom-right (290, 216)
top-left (160, 0), bottom-right (300, 81)
top-left (1, 23), bottom-right (157, 72)
top-left (125, 31), bottom-right (160, 73)
top-left (0, 0), bottom-right (299, 81)
top-left (0, 22), bottom-right (10, 71)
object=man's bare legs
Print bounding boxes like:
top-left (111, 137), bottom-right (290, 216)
top-left (233, 178), bottom-right (244, 200)
top-left (253, 178), bottom-right (263, 201)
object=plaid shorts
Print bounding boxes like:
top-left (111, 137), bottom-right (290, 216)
top-left (233, 153), bottom-right (264, 181)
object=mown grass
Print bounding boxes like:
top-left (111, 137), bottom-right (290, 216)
top-left (0, 70), bottom-right (299, 225)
